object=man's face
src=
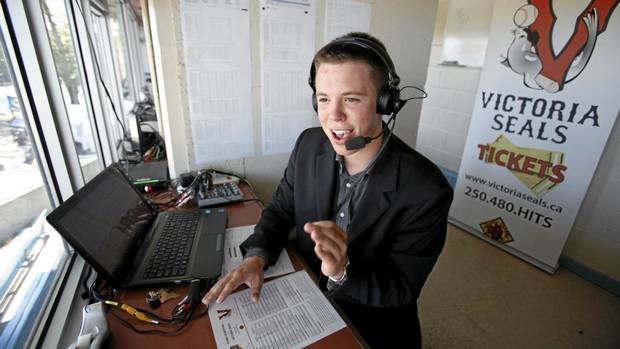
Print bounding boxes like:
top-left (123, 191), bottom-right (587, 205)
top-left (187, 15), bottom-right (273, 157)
top-left (314, 60), bottom-right (383, 156)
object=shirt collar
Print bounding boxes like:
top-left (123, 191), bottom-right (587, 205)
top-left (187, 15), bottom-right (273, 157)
top-left (335, 154), bottom-right (345, 175)
top-left (333, 124), bottom-right (388, 177)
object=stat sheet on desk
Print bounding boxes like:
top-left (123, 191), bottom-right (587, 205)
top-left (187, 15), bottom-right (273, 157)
top-left (221, 225), bottom-right (294, 279)
top-left (209, 270), bottom-right (346, 349)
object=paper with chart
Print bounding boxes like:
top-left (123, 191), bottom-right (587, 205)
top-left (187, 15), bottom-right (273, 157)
top-left (324, 0), bottom-right (372, 43)
top-left (209, 270), bottom-right (346, 349)
top-left (260, 0), bottom-right (317, 155)
top-left (180, 0), bottom-right (254, 163)
top-left (221, 225), bottom-right (294, 279)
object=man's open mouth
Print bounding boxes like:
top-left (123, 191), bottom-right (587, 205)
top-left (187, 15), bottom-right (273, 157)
top-left (331, 129), bottom-right (352, 140)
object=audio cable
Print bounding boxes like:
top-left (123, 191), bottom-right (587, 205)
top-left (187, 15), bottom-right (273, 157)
top-left (104, 300), bottom-right (160, 325)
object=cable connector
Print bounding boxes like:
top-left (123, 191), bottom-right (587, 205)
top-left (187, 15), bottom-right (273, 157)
top-left (104, 300), bottom-right (159, 325)
top-left (172, 279), bottom-right (203, 322)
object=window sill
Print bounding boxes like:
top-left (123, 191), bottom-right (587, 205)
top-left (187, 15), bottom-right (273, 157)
top-left (31, 253), bottom-right (90, 349)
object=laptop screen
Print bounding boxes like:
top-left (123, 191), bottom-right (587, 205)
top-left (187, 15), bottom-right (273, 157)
top-left (47, 165), bottom-right (155, 278)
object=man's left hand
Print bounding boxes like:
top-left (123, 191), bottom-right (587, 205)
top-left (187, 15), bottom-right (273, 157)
top-left (304, 221), bottom-right (348, 279)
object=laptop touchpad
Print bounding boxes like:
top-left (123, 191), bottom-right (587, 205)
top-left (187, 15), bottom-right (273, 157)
top-left (193, 233), bottom-right (224, 278)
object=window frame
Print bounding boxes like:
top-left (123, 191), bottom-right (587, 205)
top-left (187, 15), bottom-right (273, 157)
top-left (66, 0), bottom-right (115, 168)
top-left (117, 2), bottom-right (138, 103)
top-left (90, 4), bottom-right (132, 164)
top-left (2, 0), bottom-right (156, 345)
top-left (0, 0), bottom-right (126, 347)
top-left (121, 4), bottom-right (145, 101)
top-left (1, 2), bottom-right (80, 348)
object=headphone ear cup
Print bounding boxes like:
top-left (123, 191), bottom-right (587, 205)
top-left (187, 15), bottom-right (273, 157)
top-left (312, 93), bottom-right (318, 112)
top-left (390, 86), bottom-right (402, 114)
top-left (376, 85), bottom-right (393, 115)
top-left (376, 85), bottom-right (402, 115)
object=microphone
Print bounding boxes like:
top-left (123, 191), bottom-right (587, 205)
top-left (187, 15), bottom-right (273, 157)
top-left (345, 130), bottom-right (384, 150)
top-left (345, 136), bottom-right (370, 150)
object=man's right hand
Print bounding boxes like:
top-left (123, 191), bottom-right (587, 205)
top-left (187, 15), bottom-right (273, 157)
top-left (202, 255), bottom-right (266, 305)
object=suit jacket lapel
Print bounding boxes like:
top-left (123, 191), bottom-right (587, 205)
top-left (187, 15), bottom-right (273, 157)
top-left (314, 141), bottom-right (336, 220)
top-left (348, 142), bottom-right (400, 244)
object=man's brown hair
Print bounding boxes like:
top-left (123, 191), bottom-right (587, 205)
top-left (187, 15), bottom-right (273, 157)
top-left (311, 32), bottom-right (391, 91)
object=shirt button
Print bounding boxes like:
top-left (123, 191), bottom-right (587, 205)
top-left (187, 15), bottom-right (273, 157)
top-left (346, 182), bottom-right (351, 188)
top-left (339, 212), bottom-right (345, 218)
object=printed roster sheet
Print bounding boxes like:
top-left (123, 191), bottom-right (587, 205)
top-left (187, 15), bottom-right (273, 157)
top-left (221, 225), bottom-right (294, 279)
top-left (208, 270), bottom-right (347, 349)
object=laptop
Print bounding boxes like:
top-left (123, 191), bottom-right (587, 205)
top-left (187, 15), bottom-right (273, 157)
top-left (46, 163), bottom-right (226, 288)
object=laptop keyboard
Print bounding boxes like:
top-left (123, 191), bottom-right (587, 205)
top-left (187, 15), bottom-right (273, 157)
top-left (143, 211), bottom-right (200, 279)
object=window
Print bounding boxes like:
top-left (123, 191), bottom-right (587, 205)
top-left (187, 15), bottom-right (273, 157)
top-left (0, 22), bottom-right (69, 349)
top-left (90, 1), bottom-right (153, 163)
top-left (41, 0), bottom-right (103, 183)
top-left (108, 5), bottom-right (135, 114)
top-left (0, 0), bottom-right (157, 345)
top-left (89, 8), bottom-right (125, 161)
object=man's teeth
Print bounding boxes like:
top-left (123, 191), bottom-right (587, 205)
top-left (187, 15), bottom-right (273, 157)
top-left (333, 130), bottom-right (350, 137)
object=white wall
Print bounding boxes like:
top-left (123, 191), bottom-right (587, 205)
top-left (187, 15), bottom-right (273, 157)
top-left (417, 0), bottom-right (485, 172)
top-left (147, 0), bottom-right (438, 203)
top-left (417, 65), bottom-right (479, 172)
top-left (369, 0), bottom-right (439, 147)
top-left (416, 0), bottom-right (620, 283)
top-left (564, 121), bottom-right (620, 280)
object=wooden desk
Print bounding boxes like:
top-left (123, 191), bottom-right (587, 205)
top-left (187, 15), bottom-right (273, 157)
top-left (106, 184), bottom-right (365, 348)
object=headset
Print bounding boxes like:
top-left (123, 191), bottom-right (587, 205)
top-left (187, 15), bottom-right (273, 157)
top-left (308, 36), bottom-right (406, 116)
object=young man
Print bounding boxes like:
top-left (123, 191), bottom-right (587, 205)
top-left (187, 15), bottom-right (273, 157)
top-left (203, 32), bottom-right (453, 348)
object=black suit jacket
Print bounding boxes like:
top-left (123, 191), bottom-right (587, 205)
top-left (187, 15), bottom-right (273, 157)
top-left (242, 127), bottom-right (453, 347)
top-left (242, 127), bottom-right (453, 309)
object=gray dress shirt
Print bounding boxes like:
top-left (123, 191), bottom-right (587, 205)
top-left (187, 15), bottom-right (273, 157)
top-left (245, 144), bottom-right (381, 289)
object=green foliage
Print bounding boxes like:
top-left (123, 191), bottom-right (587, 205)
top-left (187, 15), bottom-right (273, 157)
top-left (42, 2), bottom-right (80, 104)
top-left (0, 42), bottom-right (12, 86)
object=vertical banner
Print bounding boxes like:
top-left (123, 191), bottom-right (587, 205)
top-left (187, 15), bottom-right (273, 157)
top-left (450, 0), bottom-right (620, 272)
